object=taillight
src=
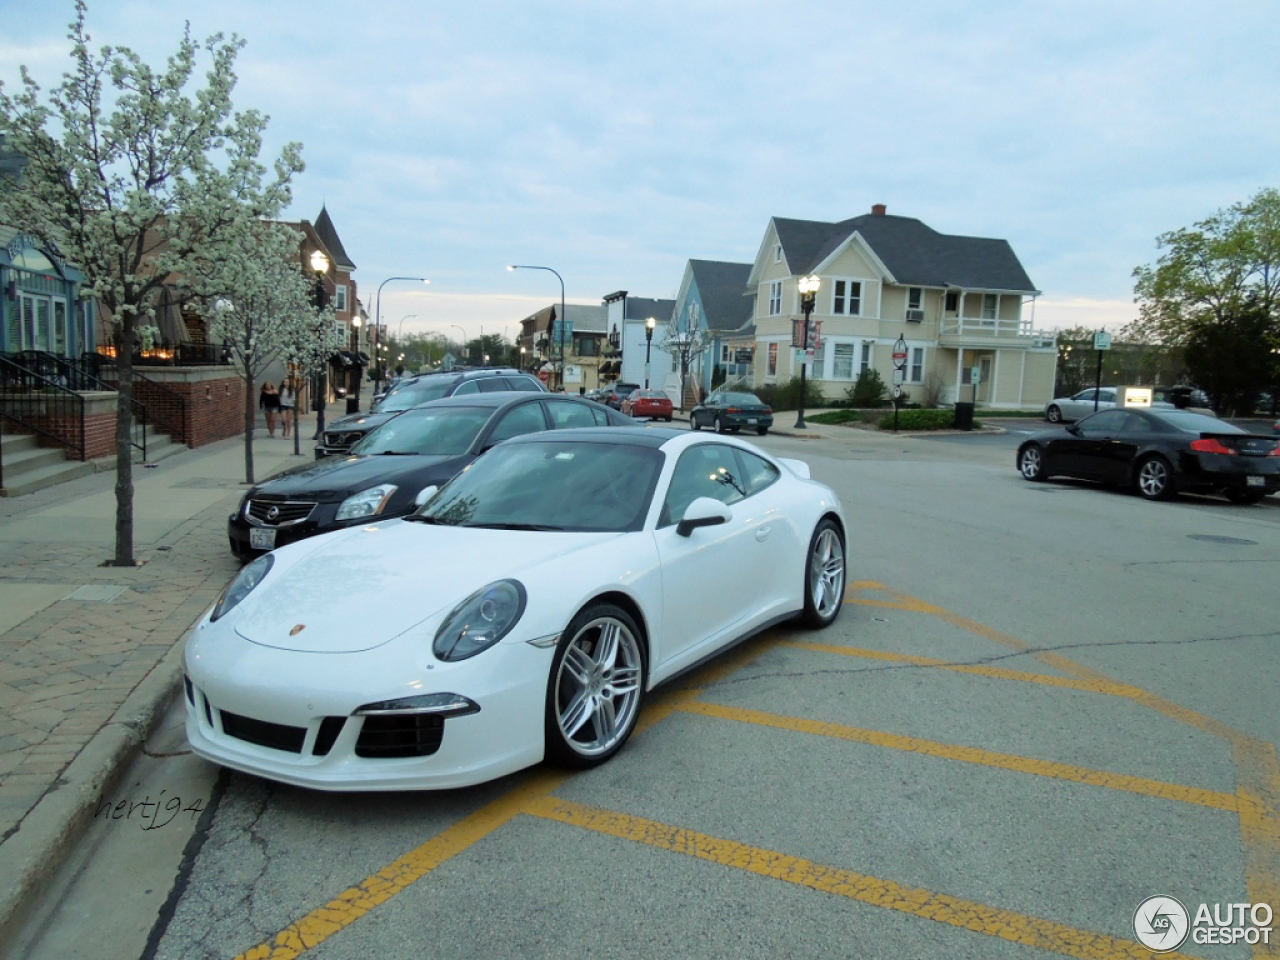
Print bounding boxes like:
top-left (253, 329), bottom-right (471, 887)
top-left (1269, 444), bottom-right (1280, 458)
top-left (762, 408), bottom-right (772, 415)
top-left (726, 406), bottom-right (741, 414)
top-left (1191, 438), bottom-right (1238, 455)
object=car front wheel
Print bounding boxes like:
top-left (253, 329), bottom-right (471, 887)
top-left (1046, 405), bottom-right (1063, 423)
top-left (1018, 445), bottom-right (1046, 481)
top-left (545, 603), bottom-right (645, 768)
top-left (1135, 456), bottom-right (1174, 500)
top-left (801, 518), bottom-right (845, 628)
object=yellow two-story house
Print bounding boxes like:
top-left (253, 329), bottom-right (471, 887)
top-left (747, 204), bottom-right (1056, 408)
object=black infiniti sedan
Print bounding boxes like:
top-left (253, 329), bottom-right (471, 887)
top-left (230, 392), bottom-right (635, 559)
top-left (1016, 408), bottom-right (1280, 504)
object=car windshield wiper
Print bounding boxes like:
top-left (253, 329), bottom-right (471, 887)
top-left (375, 450), bottom-right (414, 455)
top-left (402, 514), bottom-right (452, 525)
top-left (464, 522), bottom-right (565, 531)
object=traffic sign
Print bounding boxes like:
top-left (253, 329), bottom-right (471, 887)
top-left (1093, 330), bottom-right (1112, 351)
top-left (892, 335), bottom-right (908, 367)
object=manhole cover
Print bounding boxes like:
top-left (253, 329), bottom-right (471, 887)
top-left (1188, 534), bottom-right (1257, 546)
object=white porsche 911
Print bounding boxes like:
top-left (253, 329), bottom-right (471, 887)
top-left (184, 428), bottom-right (846, 790)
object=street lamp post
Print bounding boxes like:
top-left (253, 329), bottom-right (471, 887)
top-left (644, 316), bottom-right (656, 389)
top-left (397, 314), bottom-right (417, 367)
top-left (308, 250), bottom-right (332, 439)
top-left (508, 265), bottom-right (565, 391)
top-left (795, 275), bottom-right (821, 429)
top-left (375, 276), bottom-right (428, 399)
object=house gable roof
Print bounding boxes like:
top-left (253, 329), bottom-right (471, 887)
top-left (313, 205), bottom-right (356, 271)
top-left (772, 211), bottom-right (1037, 293)
top-left (688, 259), bottom-right (754, 333)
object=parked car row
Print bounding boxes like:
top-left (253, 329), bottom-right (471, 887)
top-left (316, 368), bottom-right (545, 457)
top-left (229, 392), bottom-right (633, 560)
top-left (1043, 385), bottom-right (1212, 423)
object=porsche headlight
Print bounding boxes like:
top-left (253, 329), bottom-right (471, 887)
top-left (212, 554), bottom-right (274, 622)
top-left (336, 483), bottom-right (398, 521)
top-left (433, 580), bottom-right (527, 662)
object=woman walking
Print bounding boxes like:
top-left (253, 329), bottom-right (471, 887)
top-left (259, 381), bottom-right (281, 437)
top-left (279, 377), bottom-right (298, 438)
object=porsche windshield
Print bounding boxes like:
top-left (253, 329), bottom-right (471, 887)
top-left (411, 440), bottom-right (663, 532)
top-left (350, 407), bottom-right (493, 456)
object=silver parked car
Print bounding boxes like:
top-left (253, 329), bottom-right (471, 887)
top-left (1044, 388), bottom-right (1119, 423)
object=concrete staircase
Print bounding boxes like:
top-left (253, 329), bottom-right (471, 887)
top-left (0, 427), bottom-right (187, 497)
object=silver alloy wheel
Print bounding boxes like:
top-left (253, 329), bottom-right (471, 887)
top-left (805, 523), bottom-right (845, 625)
top-left (554, 614), bottom-right (643, 759)
top-left (1019, 446), bottom-right (1044, 480)
top-left (1136, 457), bottom-right (1171, 499)
top-left (1046, 405), bottom-right (1062, 423)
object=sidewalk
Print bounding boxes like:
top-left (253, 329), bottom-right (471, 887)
top-left (0, 399), bottom-right (349, 946)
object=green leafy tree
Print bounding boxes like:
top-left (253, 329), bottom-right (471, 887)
top-left (1183, 299), bottom-right (1276, 415)
top-left (0, 2), bottom-right (303, 564)
top-left (1128, 188), bottom-right (1280, 406)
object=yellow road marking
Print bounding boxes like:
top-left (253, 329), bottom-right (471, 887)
top-left (234, 771), bottom-right (568, 960)
top-left (524, 795), bottom-right (1193, 960)
top-left (677, 699), bottom-right (1240, 812)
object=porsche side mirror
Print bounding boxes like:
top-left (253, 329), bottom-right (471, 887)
top-left (1066, 425), bottom-right (1081, 436)
top-left (676, 497), bottom-right (731, 537)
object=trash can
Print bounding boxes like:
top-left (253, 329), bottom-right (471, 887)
top-left (346, 397), bottom-right (359, 414)
top-left (953, 401), bottom-right (975, 432)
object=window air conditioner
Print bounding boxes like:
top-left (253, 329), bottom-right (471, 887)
top-left (906, 310), bottom-right (924, 322)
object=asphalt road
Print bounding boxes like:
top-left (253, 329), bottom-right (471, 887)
top-left (23, 424), bottom-right (1279, 960)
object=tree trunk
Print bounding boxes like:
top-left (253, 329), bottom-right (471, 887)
top-left (245, 374), bottom-right (256, 485)
top-left (113, 324), bottom-right (136, 567)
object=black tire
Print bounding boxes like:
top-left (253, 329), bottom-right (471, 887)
top-left (1046, 405), bottom-right (1063, 423)
top-left (1135, 455), bottom-right (1174, 501)
top-left (1017, 445), bottom-right (1046, 481)
top-left (545, 603), bottom-right (645, 769)
top-left (801, 518), bottom-right (845, 628)
top-left (1224, 489), bottom-right (1265, 505)
top-left (714, 417), bottom-right (726, 434)
top-left (689, 414), bottom-right (700, 431)
top-left (756, 427), bottom-right (768, 436)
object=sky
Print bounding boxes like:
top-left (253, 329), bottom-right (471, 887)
top-left (2, 0), bottom-right (1278, 344)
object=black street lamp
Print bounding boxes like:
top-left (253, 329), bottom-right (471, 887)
top-left (508, 265), bottom-right (565, 391)
top-left (309, 249), bottom-right (330, 440)
top-left (644, 316), bottom-right (656, 389)
top-left (795, 275), bottom-right (821, 429)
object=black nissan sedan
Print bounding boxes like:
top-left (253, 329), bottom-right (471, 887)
top-left (1016, 408), bottom-right (1280, 504)
top-left (230, 393), bottom-right (635, 560)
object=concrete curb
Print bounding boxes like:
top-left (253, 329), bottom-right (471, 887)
top-left (0, 639), bottom-right (186, 953)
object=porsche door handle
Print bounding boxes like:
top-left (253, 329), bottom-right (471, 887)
top-left (754, 525), bottom-right (771, 542)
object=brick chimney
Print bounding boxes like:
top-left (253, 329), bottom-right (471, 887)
top-left (871, 203), bottom-right (887, 216)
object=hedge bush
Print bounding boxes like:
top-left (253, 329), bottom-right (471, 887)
top-left (877, 408), bottom-right (982, 431)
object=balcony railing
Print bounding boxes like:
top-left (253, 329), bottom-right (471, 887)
top-left (939, 316), bottom-right (1056, 346)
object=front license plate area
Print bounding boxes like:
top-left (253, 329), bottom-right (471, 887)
top-left (249, 527), bottom-right (277, 550)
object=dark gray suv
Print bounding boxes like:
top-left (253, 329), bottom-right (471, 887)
top-left (315, 368), bottom-right (546, 457)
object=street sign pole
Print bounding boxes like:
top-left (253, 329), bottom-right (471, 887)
top-left (1092, 330), bottom-right (1112, 412)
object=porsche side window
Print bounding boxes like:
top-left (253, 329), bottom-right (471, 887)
top-left (736, 449), bottom-right (781, 495)
top-left (452, 381), bottom-right (481, 395)
top-left (660, 445), bottom-right (746, 527)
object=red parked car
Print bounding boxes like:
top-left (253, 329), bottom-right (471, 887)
top-left (621, 389), bottom-right (674, 421)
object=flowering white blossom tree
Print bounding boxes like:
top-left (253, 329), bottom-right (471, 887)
top-left (194, 220), bottom-right (338, 481)
top-left (0, 1), bottom-right (303, 565)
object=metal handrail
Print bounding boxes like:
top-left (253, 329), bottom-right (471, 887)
top-left (0, 353), bottom-right (148, 462)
